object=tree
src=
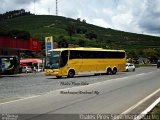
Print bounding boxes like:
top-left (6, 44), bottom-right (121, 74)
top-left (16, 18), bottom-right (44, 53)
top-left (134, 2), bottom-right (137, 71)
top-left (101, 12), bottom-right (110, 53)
top-left (77, 18), bottom-right (81, 22)
top-left (137, 49), bottom-right (145, 57)
top-left (81, 26), bottom-right (87, 34)
top-left (85, 31), bottom-right (97, 39)
top-left (65, 23), bottom-right (76, 40)
top-left (127, 50), bottom-right (138, 58)
top-left (143, 48), bottom-right (158, 58)
top-left (78, 39), bottom-right (86, 47)
top-left (58, 36), bottom-right (68, 48)
top-left (75, 26), bottom-right (87, 34)
top-left (82, 19), bottom-right (86, 23)
top-left (8, 30), bottom-right (30, 40)
top-left (143, 48), bottom-right (158, 63)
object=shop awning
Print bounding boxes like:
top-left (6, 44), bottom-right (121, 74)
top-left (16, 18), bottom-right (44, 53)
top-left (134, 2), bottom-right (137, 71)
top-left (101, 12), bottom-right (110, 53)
top-left (20, 59), bottom-right (42, 63)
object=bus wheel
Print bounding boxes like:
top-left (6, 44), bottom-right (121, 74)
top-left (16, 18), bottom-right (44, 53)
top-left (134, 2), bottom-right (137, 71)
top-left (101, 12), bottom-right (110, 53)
top-left (112, 68), bottom-right (117, 74)
top-left (107, 68), bottom-right (112, 75)
top-left (56, 76), bottom-right (62, 79)
top-left (67, 70), bottom-right (75, 78)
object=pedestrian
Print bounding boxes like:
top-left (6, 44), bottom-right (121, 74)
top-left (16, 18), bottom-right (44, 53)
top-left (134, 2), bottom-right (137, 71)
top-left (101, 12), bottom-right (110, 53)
top-left (33, 66), bottom-right (37, 74)
top-left (31, 66), bottom-right (34, 73)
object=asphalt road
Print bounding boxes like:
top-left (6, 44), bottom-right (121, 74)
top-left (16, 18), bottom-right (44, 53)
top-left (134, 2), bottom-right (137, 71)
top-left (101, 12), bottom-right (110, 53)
top-left (0, 67), bottom-right (160, 119)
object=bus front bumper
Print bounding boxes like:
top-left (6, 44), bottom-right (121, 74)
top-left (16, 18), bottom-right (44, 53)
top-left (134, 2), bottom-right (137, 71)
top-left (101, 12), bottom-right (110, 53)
top-left (44, 69), bottom-right (60, 76)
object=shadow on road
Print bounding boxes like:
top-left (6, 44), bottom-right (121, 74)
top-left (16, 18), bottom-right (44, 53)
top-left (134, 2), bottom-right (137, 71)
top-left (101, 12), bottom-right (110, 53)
top-left (46, 73), bottom-right (111, 80)
top-left (0, 75), bottom-right (21, 78)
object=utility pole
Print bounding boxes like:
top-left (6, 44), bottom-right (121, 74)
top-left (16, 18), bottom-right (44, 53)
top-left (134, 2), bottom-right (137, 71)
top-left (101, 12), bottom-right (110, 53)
top-left (56, 0), bottom-right (58, 15)
top-left (114, 0), bottom-right (119, 6)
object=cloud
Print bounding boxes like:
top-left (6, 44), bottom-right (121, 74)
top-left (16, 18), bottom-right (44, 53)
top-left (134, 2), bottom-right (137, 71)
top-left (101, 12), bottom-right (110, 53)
top-left (0, 0), bottom-right (160, 36)
top-left (88, 18), bottom-right (111, 28)
top-left (12, 0), bottom-right (36, 4)
top-left (112, 13), bottom-right (134, 31)
top-left (0, 0), bottom-right (41, 13)
top-left (138, 0), bottom-right (160, 34)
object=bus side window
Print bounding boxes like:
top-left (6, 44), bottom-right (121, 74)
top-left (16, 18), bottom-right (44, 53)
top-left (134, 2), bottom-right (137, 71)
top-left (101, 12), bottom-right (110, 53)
top-left (78, 51), bottom-right (83, 58)
top-left (69, 50), bottom-right (82, 59)
top-left (69, 50), bottom-right (75, 59)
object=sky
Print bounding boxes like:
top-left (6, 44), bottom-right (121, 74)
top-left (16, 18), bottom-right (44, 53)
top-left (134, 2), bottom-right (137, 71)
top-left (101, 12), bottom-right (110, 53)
top-left (1, 0), bottom-right (160, 36)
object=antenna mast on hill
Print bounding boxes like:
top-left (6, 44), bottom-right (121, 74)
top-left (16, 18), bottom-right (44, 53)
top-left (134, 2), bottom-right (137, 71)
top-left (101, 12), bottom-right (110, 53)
top-left (56, 0), bottom-right (58, 15)
top-left (34, 0), bottom-right (36, 14)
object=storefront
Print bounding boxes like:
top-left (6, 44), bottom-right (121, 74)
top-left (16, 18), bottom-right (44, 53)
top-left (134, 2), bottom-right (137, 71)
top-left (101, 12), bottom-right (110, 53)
top-left (20, 58), bottom-right (43, 72)
top-left (0, 36), bottom-right (41, 56)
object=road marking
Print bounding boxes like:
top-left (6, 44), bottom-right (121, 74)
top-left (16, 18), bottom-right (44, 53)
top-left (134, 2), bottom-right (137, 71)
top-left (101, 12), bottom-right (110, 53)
top-left (133, 97), bottom-right (160, 120)
top-left (0, 95), bottom-right (42, 105)
top-left (122, 88), bottom-right (160, 114)
top-left (136, 73), bottom-right (145, 76)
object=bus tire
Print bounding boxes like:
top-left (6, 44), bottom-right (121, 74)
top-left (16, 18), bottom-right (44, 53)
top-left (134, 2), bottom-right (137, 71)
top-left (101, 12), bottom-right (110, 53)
top-left (56, 76), bottom-right (62, 79)
top-left (67, 70), bottom-right (75, 78)
top-left (112, 68), bottom-right (117, 74)
top-left (107, 68), bottom-right (112, 75)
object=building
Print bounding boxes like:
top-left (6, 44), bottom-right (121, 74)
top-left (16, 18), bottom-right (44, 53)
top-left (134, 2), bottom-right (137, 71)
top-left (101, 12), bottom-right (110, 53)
top-left (20, 58), bottom-right (43, 72)
top-left (0, 36), bottom-right (41, 73)
top-left (0, 36), bottom-right (41, 56)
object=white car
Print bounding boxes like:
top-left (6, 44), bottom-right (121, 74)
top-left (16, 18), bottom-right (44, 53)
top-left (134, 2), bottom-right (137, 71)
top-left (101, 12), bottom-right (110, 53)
top-left (21, 66), bottom-right (32, 73)
top-left (126, 63), bottom-right (135, 72)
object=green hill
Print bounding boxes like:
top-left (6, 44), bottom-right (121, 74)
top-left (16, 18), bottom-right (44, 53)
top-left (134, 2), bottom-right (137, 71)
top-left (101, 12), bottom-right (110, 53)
top-left (0, 15), bottom-right (160, 51)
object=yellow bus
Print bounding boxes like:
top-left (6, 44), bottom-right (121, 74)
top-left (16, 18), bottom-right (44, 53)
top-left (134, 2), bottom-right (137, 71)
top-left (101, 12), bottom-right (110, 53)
top-left (44, 47), bottom-right (126, 78)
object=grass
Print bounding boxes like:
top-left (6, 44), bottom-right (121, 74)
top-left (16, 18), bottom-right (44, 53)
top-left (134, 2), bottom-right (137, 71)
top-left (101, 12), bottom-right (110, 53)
top-left (1, 15), bottom-right (160, 50)
top-left (142, 102), bottom-right (160, 120)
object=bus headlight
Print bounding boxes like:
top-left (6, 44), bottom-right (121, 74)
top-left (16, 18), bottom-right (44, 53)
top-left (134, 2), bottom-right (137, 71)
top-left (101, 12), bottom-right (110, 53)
top-left (46, 69), bottom-right (53, 73)
top-left (46, 69), bottom-right (59, 73)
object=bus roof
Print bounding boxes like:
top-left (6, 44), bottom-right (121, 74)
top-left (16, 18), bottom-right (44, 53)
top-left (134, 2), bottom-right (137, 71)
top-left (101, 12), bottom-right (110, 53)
top-left (49, 47), bottom-right (125, 52)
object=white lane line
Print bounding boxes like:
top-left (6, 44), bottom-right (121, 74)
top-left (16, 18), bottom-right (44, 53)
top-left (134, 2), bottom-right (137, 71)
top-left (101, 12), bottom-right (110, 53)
top-left (0, 71), bottom-right (157, 105)
top-left (122, 88), bottom-right (160, 114)
top-left (133, 97), bottom-right (160, 120)
top-left (135, 72), bottom-right (145, 75)
top-left (0, 95), bottom-right (42, 105)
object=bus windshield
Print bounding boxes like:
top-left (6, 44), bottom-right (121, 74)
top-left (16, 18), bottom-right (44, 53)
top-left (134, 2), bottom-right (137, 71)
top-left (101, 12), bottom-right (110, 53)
top-left (45, 51), bottom-right (60, 69)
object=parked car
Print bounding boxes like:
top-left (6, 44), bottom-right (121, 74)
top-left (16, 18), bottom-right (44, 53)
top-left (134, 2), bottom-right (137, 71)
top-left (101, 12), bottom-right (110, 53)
top-left (21, 66), bottom-right (32, 73)
top-left (126, 63), bottom-right (135, 72)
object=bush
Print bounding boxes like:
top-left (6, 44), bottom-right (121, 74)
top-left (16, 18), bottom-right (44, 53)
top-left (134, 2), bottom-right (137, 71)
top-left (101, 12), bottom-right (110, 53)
top-left (78, 39), bottom-right (86, 47)
top-left (85, 31), bottom-right (97, 39)
top-left (8, 29), bottom-right (30, 40)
